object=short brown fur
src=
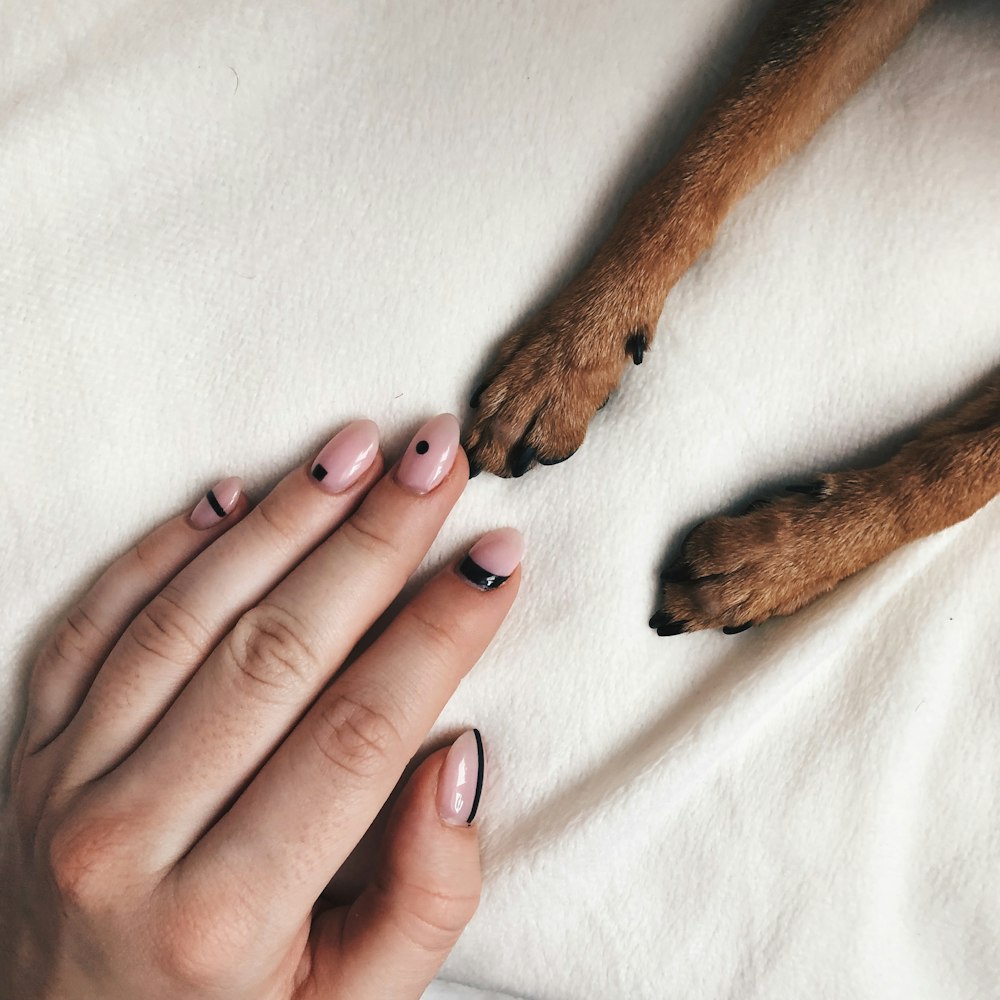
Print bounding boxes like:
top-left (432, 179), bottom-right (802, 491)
top-left (464, 0), bottom-right (999, 632)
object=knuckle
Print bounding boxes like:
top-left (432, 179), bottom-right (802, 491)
top-left (47, 605), bottom-right (104, 667)
top-left (156, 911), bottom-right (249, 991)
top-left (130, 535), bottom-right (162, 581)
top-left (224, 604), bottom-right (321, 702)
top-left (401, 607), bottom-right (463, 675)
top-left (252, 499), bottom-right (303, 558)
top-left (128, 588), bottom-right (209, 664)
top-left (339, 514), bottom-right (400, 566)
top-left (310, 695), bottom-right (401, 782)
top-left (45, 812), bottom-right (132, 912)
top-left (388, 880), bottom-right (480, 954)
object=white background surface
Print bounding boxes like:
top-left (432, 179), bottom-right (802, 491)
top-left (2, 2), bottom-right (999, 997)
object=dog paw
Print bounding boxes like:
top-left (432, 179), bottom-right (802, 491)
top-left (650, 475), bottom-right (885, 634)
top-left (464, 273), bottom-right (656, 477)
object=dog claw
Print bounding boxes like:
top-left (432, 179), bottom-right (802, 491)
top-left (510, 443), bottom-right (537, 478)
top-left (470, 382), bottom-right (489, 408)
top-left (659, 560), bottom-right (691, 583)
top-left (625, 331), bottom-right (647, 365)
top-left (649, 611), bottom-right (689, 636)
top-left (467, 460), bottom-right (482, 479)
top-left (785, 481), bottom-right (826, 497)
top-left (538, 450), bottom-right (576, 466)
top-left (722, 622), bottom-right (753, 634)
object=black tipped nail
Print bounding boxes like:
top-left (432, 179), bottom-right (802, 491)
top-left (785, 481), bottom-right (826, 497)
top-left (625, 330), bottom-right (647, 365)
top-left (722, 622), bottom-right (753, 634)
top-left (659, 561), bottom-right (691, 584)
top-left (458, 555), bottom-right (509, 590)
top-left (470, 382), bottom-right (488, 408)
top-left (538, 450), bottom-right (576, 466)
top-left (509, 443), bottom-right (537, 478)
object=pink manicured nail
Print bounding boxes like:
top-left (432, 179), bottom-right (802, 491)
top-left (189, 477), bottom-right (243, 530)
top-left (437, 729), bottom-right (485, 826)
top-left (395, 413), bottom-right (461, 494)
top-left (310, 419), bottom-right (380, 493)
top-left (458, 527), bottom-right (524, 589)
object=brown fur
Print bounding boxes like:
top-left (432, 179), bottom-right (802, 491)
top-left (656, 376), bottom-right (1000, 632)
top-left (464, 0), bottom-right (999, 632)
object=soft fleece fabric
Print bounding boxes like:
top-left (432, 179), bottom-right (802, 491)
top-left (1, 2), bottom-right (998, 998)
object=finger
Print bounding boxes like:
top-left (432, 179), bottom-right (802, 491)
top-left (187, 528), bottom-right (520, 927)
top-left (109, 415), bottom-right (468, 856)
top-left (23, 477), bottom-right (247, 758)
top-left (55, 420), bottom-right (383, 785)
top-left (309, 735), bottom-right (485, 999)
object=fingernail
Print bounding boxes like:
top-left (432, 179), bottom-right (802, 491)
top-left (189, 477), bottom-right (243, 530)
top-left (310, 419), bottom-right (380, 493)
top-left (438, 729), bottom-right (485, 827)
top-left (395, 413), bottom-right (461, 494)
top-left (458, 527), bottom-right (524, 590)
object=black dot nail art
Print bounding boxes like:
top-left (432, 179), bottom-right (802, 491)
top-left (415, 440), bottom-right (429, 455)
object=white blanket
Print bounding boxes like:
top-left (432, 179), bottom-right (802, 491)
top-left (2, 2), bottom-right (998, 997)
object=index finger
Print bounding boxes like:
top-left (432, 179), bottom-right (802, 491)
top-left (180, 528), bottom-right (523, 940)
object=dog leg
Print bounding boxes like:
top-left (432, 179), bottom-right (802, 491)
top-left (465, 0), bottom-right (935, 476)
top-left (651, 373), bottom-right (1000, 634)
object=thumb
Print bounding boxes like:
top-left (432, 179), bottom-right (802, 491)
top-left (313, 729), bottom-right (486, 1000)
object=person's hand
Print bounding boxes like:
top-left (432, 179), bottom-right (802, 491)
top-left (0, 414), bottom-right (523, 1000)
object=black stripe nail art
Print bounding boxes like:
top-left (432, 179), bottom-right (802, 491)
top-left (206, 489), bottom-right (226, 518)
top-left (458, 555), bottom-right (509, 590)
top-left (466, 728), bottom-right (485, 824)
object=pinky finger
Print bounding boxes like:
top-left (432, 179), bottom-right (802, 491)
top-left (309, 732), bottom-right (486, 1000)
top-left (21, 477), bottom-right (248, 759)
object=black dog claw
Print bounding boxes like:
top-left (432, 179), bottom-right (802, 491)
top-left (785, 481), bottom-right (826, 497)
top-left (649, 611), bottom-right (689, 636)
top-left (469, 382), bottom-right (489, 408)
top-left (625, 331), bottom-right (647, 365)
top-left (743, 497), bottom-right (772, 515)
top-left (538, 450), bottom-right (576, 467)
top-left (467, 460), bottom-right (482, 479)
top-left (722, 622), bottom-right (753, 634)
top-left (510, 443), bottom-right (537, 478)
top-left (659, 560), bottom-right (691, 584)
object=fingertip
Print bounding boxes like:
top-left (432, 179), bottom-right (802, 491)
top-left (188, 476), bottom-right (245, 530)
top-left (437, 729), bottom-right (485, 827)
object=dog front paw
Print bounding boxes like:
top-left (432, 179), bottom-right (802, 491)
top-left (464, 272), bottom-right (657, 478)
top-left (650, 475), bottom-right (891, 634)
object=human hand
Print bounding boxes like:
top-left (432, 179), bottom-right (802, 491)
top-left (0, 414), bottom-right (522, 1000)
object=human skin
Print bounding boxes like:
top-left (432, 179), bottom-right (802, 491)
top-left (0, 413), bottom-right (523, 1000)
